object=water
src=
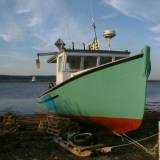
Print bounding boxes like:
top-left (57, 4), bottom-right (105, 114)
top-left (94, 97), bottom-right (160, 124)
top-left (0, 82), bottom-right (48, 115)
top-left (146, 81), bottom-right (160, 111)
top-left (0, 81), bottom-right (159, 115)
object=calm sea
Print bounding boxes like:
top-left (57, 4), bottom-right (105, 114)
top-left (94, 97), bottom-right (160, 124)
top-left (0, 81), bottom-right (159, 115)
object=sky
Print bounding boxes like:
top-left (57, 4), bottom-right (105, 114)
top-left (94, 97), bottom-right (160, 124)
top-left (0, 0), bottom-right (159, 80)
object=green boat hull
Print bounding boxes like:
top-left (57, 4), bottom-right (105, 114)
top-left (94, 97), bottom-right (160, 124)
top-left (38, 46), bottom-right (151, 133)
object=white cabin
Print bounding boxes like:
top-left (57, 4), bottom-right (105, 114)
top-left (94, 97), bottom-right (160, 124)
top-left (47, 49), bottom-right (130, 85)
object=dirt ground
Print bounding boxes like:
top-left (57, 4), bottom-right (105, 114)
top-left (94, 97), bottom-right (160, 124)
top-left (0, 111), bottom-right (159, 160)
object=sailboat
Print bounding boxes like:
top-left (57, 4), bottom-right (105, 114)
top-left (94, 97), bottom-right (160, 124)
top-left (36, 30), bottom-right (151, 134)
top-left (31, 76), bottom-right (36, 82)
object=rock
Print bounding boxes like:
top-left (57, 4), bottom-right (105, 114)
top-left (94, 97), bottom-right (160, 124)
top-left (2, 112), bottom-right (19, 133)
top-left (53, 156), bottom-right (59, 160)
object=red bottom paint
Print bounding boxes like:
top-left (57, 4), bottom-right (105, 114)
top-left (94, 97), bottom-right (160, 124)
top-left (72, 116), bottom-right (142, 134)
top-left (46, 112), bottom-right (142, 134)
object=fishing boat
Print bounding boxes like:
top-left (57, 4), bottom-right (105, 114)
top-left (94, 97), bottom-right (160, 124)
top-left (36, 29), bottom-right (151, 134)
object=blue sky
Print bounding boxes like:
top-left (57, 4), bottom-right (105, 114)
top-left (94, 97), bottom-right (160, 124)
top-left (0, 0), bottom-right (159, 80)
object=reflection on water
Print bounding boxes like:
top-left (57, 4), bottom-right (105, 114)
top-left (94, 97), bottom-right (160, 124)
top-left (0, 81), bottom-right (160, 115)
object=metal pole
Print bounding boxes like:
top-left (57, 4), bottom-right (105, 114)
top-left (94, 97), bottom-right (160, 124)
top-left (108, 39), bottom-right (111, 51)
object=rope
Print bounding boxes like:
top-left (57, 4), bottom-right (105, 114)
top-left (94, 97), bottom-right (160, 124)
top-left (122, 133), bottom-right (154, 157)
top-left (111, 133), bottom-right (158, 149)
top-left (111, 132), bottom-right (158, 158)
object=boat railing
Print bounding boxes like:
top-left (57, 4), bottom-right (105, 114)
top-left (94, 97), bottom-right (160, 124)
top-left (48, 81), bottom-right (56, 89)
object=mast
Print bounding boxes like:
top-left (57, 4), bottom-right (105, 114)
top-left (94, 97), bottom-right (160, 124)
top-left (87, 18), bottom-right (100, 50)
top-left (92, 18), bottom-right (98, 43)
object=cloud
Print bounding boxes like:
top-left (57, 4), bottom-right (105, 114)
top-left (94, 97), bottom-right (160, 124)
top-left (150, 23), bottom-right (160, 43)
top-left (0, 0), bottom-right (92, 75)
top-left (0, 23), bottom-right (24, 42)
top-left (103, 0), bottom-right (160, 46)
top-left (25, 0), bottom-right (91, 52)
top-left (0, 1), bottom-right (25, 42)
top-left (0, 33), bottom-right (12, 42)
top-left (99, 14), bottom-right (117, 20)
top-left (27, 16), bottom-right (42, 27)
top-left (103, 0), bottom-right (160, 22)
top-left (33, 17), bottom-right (91, 52)
top-left (14, 0), bottom-right (91, 49)
top-left (15, 0), bottom-right (42, 26)
top-left (150, 24), bottom-right (160, 33)
top-left (15, 0), bottom-right (33, 14)
top-left (16, 8), bottom-right (31, 14)
top-left (15, 0), bottom-right (66, 27)
top-left (152, 37), bottom-right (160, 43)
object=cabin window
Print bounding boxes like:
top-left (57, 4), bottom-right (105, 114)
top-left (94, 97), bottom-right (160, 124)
top-left (66, 56), bottom-right (81, 71)
top-left (58, 56), bottom-right (63, 72)
top-left (115, 57), bottom-right (123, 61)
top-left (84, 56), bottom-right (97, 69)
top-left (100, 56), bottom-right (112, 65)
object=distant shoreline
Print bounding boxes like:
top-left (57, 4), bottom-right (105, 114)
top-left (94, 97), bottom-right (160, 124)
top-left (148, 80), bottom-right (160, 82)
top-left (0, 75), bottom-right (159, 82)
top-left (0, 75), bottom-right (56, 82)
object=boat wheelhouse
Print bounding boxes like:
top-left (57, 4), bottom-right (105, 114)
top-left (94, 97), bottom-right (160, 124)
top-left (47, 48), bottom-right (130, 84)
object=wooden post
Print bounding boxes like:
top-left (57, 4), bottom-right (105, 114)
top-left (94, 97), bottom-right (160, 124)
top-left (159, 121), bottom-right (160, 160)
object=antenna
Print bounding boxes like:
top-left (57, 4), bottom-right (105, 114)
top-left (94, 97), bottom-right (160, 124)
top-left (103, 29), bottom-right (116, 51)
top-left (92, 18), bottom-right (98, 43)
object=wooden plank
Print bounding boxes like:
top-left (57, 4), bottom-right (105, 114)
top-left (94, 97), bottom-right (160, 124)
top-left (54, 138), bottom-right (92, 157)
top-left (53, 137), bottom-right (112, 157)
